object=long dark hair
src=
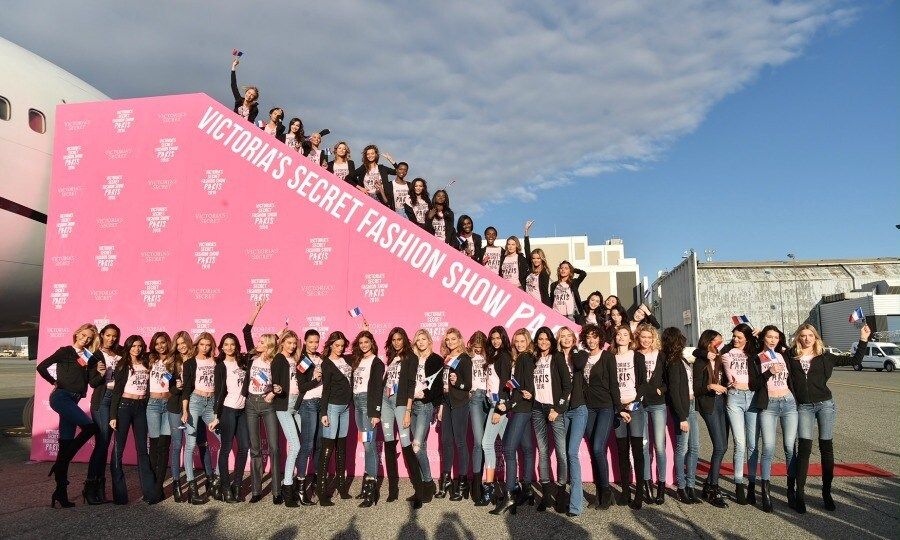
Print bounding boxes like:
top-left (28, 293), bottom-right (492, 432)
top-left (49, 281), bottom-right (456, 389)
top-left (351, 331), bottom-right (378, 369)
top-left (661, 327), bottom-right (687, 366)
top-left (533, 326), bottom-right (557, 356)
top-left (581, 291), bottom-right (604, 319)
top-left (288, 117), bottom-right (305, 147)
top-left (697, 329), bottom-right (724, 382)
top-left (432, 189), bottom-right (450, 210)
top-left (409, 178), bottom-right (430, 209)
top-left (98, 323), bottom-right (123, 356)
top-left (217, 332), bottom-right (248, 369)
top-left (323, 331), bottom-right (348, 360)
top-left (121, 334), bottom-right (149, 372)
top-left (730, 323), bottom-right (757, 356)
top-left (148, 331), bottom-right (172, 363)
top-left (485, 326), bottom-right (511, 365)
top-left (456, 214), bottom-right (473, 235)
top-left (362, 144), bottom-right (380, 169)
top-left (384, 327), bottom-right (412, 361)
top-left (757, 325), bottom-right (787, 354)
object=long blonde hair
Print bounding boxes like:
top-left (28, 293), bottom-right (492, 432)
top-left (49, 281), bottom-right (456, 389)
top-left (530, 248), bottom-right (550, 276)
top-left (256, 333), bottom-right (279, 361)
top-left (442, 327), bottom-right (464, 357)
top-left (792, 323), bottom-right (824, 357)
top-left (278, 330), bottom-right (301, 361)
top-left (511, 328), bottom-right (534, 364)
top-left (635, 323), bottom-right (661, 352)
top-left (555, 326), bottom-right (577, 352)
top-left (72, 323), bottom-right (100, 353)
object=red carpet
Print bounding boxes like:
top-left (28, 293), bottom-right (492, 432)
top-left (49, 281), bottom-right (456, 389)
top-left (697, 461), bottom-right (894, 477)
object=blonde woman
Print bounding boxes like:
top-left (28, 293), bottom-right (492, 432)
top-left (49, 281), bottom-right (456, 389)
top-left (181, 331), bottom-right (221, 504)
top-left (167, 330), bottom-right (199, 503)
top-left (406, 329), bottom-right (444, 502)
top-left (635, 324), bottom-right (668, 504)
top-left (37, 323), bottom-right (100, 508)
top-left (786, 322), bottom-right (870, 513)
top-left (243, 331), bottom-right (282, 504)
top-left (499, 235), bottom-right (528, 287)
top-left (524, 220), bottom-right (551, 306)
top-left (327, 141), bottom-right (355, 183)
top-left (435, 328), bottom-right (473, 501)
top-left (272, 330), bottom-right (303, 506)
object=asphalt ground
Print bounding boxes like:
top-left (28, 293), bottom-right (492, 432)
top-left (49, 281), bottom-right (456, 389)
top-left (0, 360), bottom-right (897, 539)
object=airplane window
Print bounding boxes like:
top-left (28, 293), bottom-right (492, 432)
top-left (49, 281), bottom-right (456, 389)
top-left (29, 109), bottom-right (46, 133)
top-left (0, 96), bottom-right (9, 120)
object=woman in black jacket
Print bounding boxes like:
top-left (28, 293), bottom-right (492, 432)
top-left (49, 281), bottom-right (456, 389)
top-left (285, 117), bottom-right (305, 152)
top-left (581, 324), bottom-right (621, 510)
top-left (581, 291), bottom-right (605, 326)
top-left (230, 58), bottom-right (258, 123)
top-left (629, 304), bottom-right (661, 332)
top-left (663, 328), bottom-right (701, 504)
top-left (271, 330), bottom-right (303, 506)
top-left (456, 215), bottom-right (484, 262)
top-left (109, 335), bottom-right (156, 504)
top-left (350, 330), bottom-right (386, 507)
top-left (611, 326), bottom-right (649, 509)
top-left (550, 262), bottom-right (587, 323)
top-left (425, 190), bottom-right (458, 248)
top-left (523, 221), bottom-right (551, 305)
top-left (491, 328), bottom-right (537, 514)
top-left (327, 141), bottom-right (355, 183)
top-left (84, 323), bottom-right (121, 504)
top-left (382, 328), bottom-right (425, 508)
top-left (404, 178), bottom-right (431, 226)
top-left (693, 330), bottom-right (730, 508)
top-left (499, 235), bottom-right (529, 288)
top-left (296, 329), bottom-right (325, 506)
top-left (345, 144), bottom-right (398, 205)
top-left (406, 329), bottom-right (444, 502)
top-left (303, 131), bottom-right (328, 167)
top-left (635, 324), bottom-right (668, 504)
top-left (181, 332), bottom-right (222, 504)
top-left (317, 331), bottom-right (353, 506)
top-left (435, 328), bottom-right (473, 500)
top-left (212, 332), bottom-right (250, 504)
top-left (37, 323), bottom-right (101, 507)
top-left (260, 107), bottom-right (286, 143)
top-left (558, 327), bottom-right (588, 516)
top-left (478, 326), bottom-right (513, 507)
top-left (787, 322), bottom-right (870, 513)
top-left (605, 306), bottom-right (628, 344)
top-left (530, 327), bottom-right (572, 512)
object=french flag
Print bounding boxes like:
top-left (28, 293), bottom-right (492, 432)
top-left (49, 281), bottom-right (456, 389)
top-left (731, 314), bottom-right (751, 326)
top-left (359, 430), bottom-right (374, 443)
top-left (504, 377), bottom-right (521, 392)
top-left (254, 370), bottom-right (269, 386)
top-left (446, 356), bottom-right (460, 370)
top-left (76, 349), bottom-right (92, 367)
top-left (162, 372), bottom-right (173, 382)
top-left (491, 392), bottom-right (500, 403)
top-left (387, 383), bottom-right (398, 397)
top-left (232, 48), bottom-right (243, 57)
top-left (298, 357), bottom-right (314, 374)
top-left (349, 307), bottom-right (363, 318)
top-left (849, 307), bottom-right (864, 324)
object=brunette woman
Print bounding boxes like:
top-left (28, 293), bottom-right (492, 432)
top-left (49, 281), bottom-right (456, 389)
top-left (581, 324), bottom-right (621, 510)
top-left (37, 323), bottom-right (100, 507)
top-left (84, 323), bottom-right (121, 504)
top-left (425, 190), bottom-right (458, 247)
top-left (550, 261), bottom-right (586, 322)
top-left (390, 162), bottom-right (411, 216)
top-left (212, 332), bottom-right (250, 504)
top-left (611, 326), bottom-right (648, 509)
top-left (557, 326), bottom-right (588, 516)
top-left (383, 328), bottom-right (426, 508)
top-left (467, 331), bottom-right (490, 504)
top-left (721, 323), bottom-right (761, 505)
top-left (664, 328), bottom-right (701, 504)
top-left (635, 324), bottom-right (667, 504)
top-left (327, 141), bottom-right (355, 183)
top-left (404, 178), bottom-right (431, 227)
top-left (478, 326), bottom-right (512, 507)
top-left (146, 332), bottom-right (175, 503)
top-left (754, 325), bottom-right (797, 512)
top-left (605, 306), bottom-right (628, 344)
top-left (523, 220), bottom-right (551, 305)
top-left (628, 304), bottom-right (661, 332)
top-left (481, 227), bottom-right (503, 274)
top-left (285, 118), bottom-right (304, 152)
top-left (435, 328), bottom-right (473, 501)
top-left (261, 107), bottom-right (286, 142)
top-left (530, 327), bottom-right (571, 512)
top-left (168, 330), bottom-right (211, 503)
top-left (317, 331), bottom-right (353, 506)
top-left (787, 323), bottom-right (870, 513)
top-left (406, 329), bottom-right (444, 502)
top-left (349, 330), bottom-right (386, 507)
top-left (456, 215), bottom-right (485, 262)
top-left (491, 328), bottom-right (537, 515)
top-left (230, 58), bottom-right (258, 123)
top-left (243, 330), bottom-right (282, 504)
top-left (296, 329), bottom-right (324, 505)
top-left (346, 144), bottom-right (398, 205)
top-left (693, 330), bottom-right (729, 508)
top-left (581, 291), bottom-right (605, 326)
top-left (109, 335), bottom-right (156, 504)
top-left (499, 235), bottom-right (529, 288)
top-left (181, 332), bottom-right (221, 504)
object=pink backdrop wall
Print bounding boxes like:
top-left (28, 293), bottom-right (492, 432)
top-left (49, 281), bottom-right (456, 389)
top-left (33, 93), bottom-right (674, 482)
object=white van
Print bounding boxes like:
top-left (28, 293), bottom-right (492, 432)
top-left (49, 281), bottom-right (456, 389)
top-left (851, 342), bottom-right (900, 372)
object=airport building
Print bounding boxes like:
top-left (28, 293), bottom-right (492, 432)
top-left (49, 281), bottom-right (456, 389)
top-left (648, 252), bottom-right (900, 346)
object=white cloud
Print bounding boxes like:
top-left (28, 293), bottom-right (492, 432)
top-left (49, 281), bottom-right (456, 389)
top-left (1, 1), bottom-right (855, 214)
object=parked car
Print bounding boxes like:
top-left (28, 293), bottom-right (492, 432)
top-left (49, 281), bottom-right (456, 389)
top-left (851, 342), bottom-right (900, 372)
top-left (824, 346), bottom-right (846, 356)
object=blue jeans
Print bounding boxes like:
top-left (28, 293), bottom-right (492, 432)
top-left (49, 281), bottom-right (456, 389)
top-left (532, 402), bottom-right (568, 484)
top-left (88, 389), bottom-right (113, 479)
top-left (565, 405), bottom-right (588, 515)
top-left (642, 403), bottom-right (668, 483)
top-left (469, 390), bottom-right (488, 473)
top-left (323, 403), bottom-right (350, 439)
top-left (726, 389), bottom-right (759, 484)
top-left (146, 397), bottom-right (171, 438)
top-left (298, 398), bottom-right (322, 476)
top-left (481, 405), bottom-right (508, 470)
top-left (502, 411), bottom-right (536, 491)
top-left (49, 388), bottom-right (92, 440)
top-left (184, 394), bottom-right (219, 481)
top-left (586, 407), bottom-right (615, 489)
top-left (275, 396), bottom-right (301, 485)
top-left (759, 394), bottom-right (798, 480)
top-left (381, 394), bottom-right (411, 446)
top-left (700, 395), bottom-right (728, 484)
top-left (798, 399), bottom-right (836, 440)
top-left (168, 411), bottom-right (213, 481)
top-left (111, 398), bottom-right (155, 503)
top-left (614, 406), bottom-right (647, 438)
top-left (440, 401), bottom-right (470, 475)
top-left (353, 393), bottom-right (379, 477)
top-left (410, 401), bottom-right (434, 481)
top-left (674, 401), bottom-right (701, 489)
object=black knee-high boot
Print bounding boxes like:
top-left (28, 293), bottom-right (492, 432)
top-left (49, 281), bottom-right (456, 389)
top-left (615, 438), bottom-right (632, 506)
top-left (334, 437), bottom-right (351, 499)
top-left (820, 439), bottom-right (836, 511)
top-left (630, 437), bottom-right (645, 510)
top-left (147, 438), bottom-right (159, 502)
top-left (51, 439), bottom-right (76, 508)
top-left (401, 444), bottom-right (424, 508)
top-left (384, 440), bottom-right (400, 502)
top-left (795, 438), bottom-right (812, 514)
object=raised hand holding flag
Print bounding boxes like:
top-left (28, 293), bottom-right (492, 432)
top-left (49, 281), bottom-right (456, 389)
top-left (232, 48), bottom-right (244, 57)
top-left (731, 314), bottom-right (751, 326)
top-left (849, 307), bottom-right (864, 325)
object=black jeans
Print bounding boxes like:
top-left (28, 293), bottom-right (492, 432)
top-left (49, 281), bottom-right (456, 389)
top-left (701, 394), bottom-right (729, 485)
top-left (111, 398), bottom-right (155, 503)
top-left (440, 402), bottom-right (470, 475)
top-left (218, 406), bottom-right (250, 487)
top-left (246, 394), bottom-right (281, 495)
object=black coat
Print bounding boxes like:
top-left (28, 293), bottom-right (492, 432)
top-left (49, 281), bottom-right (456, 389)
top-left (445, 353), bottom-right (474, 409)
top-left (230, 70), bottom-right (258, 123)
top-left (507, 352), bottom-right (537, 413)
top-left (549, 267), bottom-right (587, 316)
top-left (666, 358), bottom-right (696, 423)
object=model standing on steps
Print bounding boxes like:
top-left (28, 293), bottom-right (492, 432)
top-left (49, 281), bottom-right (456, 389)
top-left (350, 330), bottom-right (386, 508)
top-left (466, 331), bottom-right (490, 506)
top-left (557, 326), bottom-right (588, 516)
top-left (272, 330), bottom-right (304, 507)
top-left (663, 328), bottom-right (702, 505)
top-left (721, 323), bottom-right (761, 506)
top-left (786, 322), bottom-right (870, 514)
top-left (37, 323), bottom-right (101, 508)
top-left (635, 324), bottom-right (668, 505)
top-left (243, 327), bottom-right (282, 505)
top-left (109, 335), bottom-right (157, 505)
top-left (317, 331), bottom-right (353, 506)
top-left (407, 329), bottom-right (444, 503)
top-left (84, 323), bottom-right (121, 505)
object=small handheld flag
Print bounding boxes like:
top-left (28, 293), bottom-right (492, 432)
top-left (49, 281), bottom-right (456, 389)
top-left (76, 349), bottom-right (92, 367)
top-left (504, 377), bottom-right (521, 392)
top-left (423, 370), bottom-right (440, 389)
top-left (387, 383), bottom-right (398, 397)
top-left (163, 372), bottom-right (173, 382)
top-left (298, 357), bottom-right (314, 374)
top-left (643, 288), bottom-right (652, 301)
top-left (359, 430), bottom-right (374, 443)
top-left (349, 307), bottom-right (363, 318)
top-left (232, 48), bottom-right (244, 57)
top-left (849, 307), bottom-right (864, 324)
top-left (731, 314), bottom-right (751, 326)
top-left (446, 356), bottom-right (460, 370)
top-left (626, 401), bottom-right (642, 412)
top-left (491, 392), bottom-right (499, 403)
top-left (253, 370), bottom-right (270, 386)
top-left (444, 179), bottom-right (457, 190)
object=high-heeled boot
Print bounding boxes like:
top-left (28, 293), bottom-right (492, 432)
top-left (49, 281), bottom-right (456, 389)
top-left (820, 439), bottom-right (836, 511)
top-left (384, 440), bottom-right (400, 502)
top-left (334, 437), bottom-right (351, 500)
top-left (400, 444), bottom-right (424, 508)
top-left (435, 472), bottom-right (452, 498)
top-left (794, 438), bottom-right (812, 514)
top-left (316, 439), bottom-right (335, 506)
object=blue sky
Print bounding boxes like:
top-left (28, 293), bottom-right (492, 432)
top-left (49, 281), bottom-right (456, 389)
top-left (1, 1), bottom-right (897, 282)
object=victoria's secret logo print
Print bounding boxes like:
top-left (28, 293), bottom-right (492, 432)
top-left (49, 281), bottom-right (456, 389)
top-left (63, 146), bottom-right (83, 170)
top-left (102, 175), bottom-right (124, 200)
top-left (56, 213), bottom-right (75, 238)
top-left (155, 138), bottom-right (179, 162)
top-left (147, 207), bottom-right (170, 233)
top-left (112, 109), bottom-right (135, 133)
top-left (105, 148), bottom-right (132, 160)
top-left (158, 112), bottom-right (186, 124)
top-left (141, 280), bottom-right (164, 307)
top-left (191, 318), bottom-right (216, 338)
top-left (64, 119), bottom-right (90, 131)
top-left (95, 245), bottom-right (117, 272)
top-left (252, 202), bottom-right (277, 230)
top-left (51, 283), bottom-right (69, 310)
top-left (247, 278), bottom-right (273, 302)
top-left (306, 237), bottom-right (332, 266)
top-left (195, 241), bottom-right (219, 269)
top-left (362, 273), bottom-right (388, 303)
top-left (202, 169), bottom-right (226, 195)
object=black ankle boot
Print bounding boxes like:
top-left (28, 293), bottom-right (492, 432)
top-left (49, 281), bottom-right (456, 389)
top-left (641, 481), bottom-right (653, 506)
top-left (736, 483), bottom-right (747, 505)
top-left (282, 484), bottom-right (298, 507)
top-left (631, 480), bottom-right (645, 510)
top-left (708, 485), bottom-right (728, 508)
top-left (476, 482), bottom-right (494, 507)
top-left (359, 478), bottom-right (377, 508)
top-left (686, 486), bottom-right (702, 504)
top-left (537, 482), bottom-right (553, 511)
top-left (449, 476), bottom-right (462, 502)
top-left (701, 479), bottom-right (710, 500)
top-left (760, 480), bottom-right (773, 513)
top-left (599, 486), bottom-right (613, 509)
top-left (435, 472), bottom-right (451, 498)
top-left (297, 478), bottom-right (313, 506)
top-left (189, 480), bottom-right (204, 505)
top-left (490, 486), bottom-right (518, 515)
top-left (655, 481), bottom-right (665, 504)
top-left (747, 480), bottom-right (756, 506)
top-left (223, 481), bottom-right (236, 503)
top-left (51, 479), bottom-right (75, 508)
top-left (172, 477), bottom-right (183, 503)
top-left (82, 478), bottom-right (104, 505)
top-left (616, 482), bottom-right (631, 506)
top-left (554, 483), bottom-right (569, 513)
top-left (677, 488), bottom-right (691, 503)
